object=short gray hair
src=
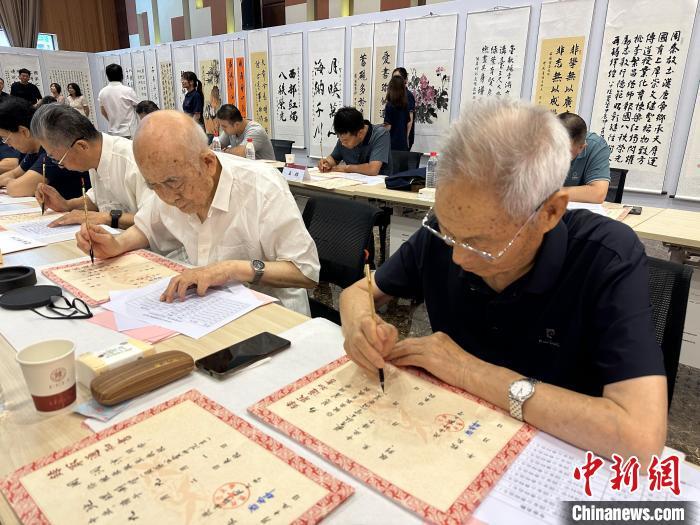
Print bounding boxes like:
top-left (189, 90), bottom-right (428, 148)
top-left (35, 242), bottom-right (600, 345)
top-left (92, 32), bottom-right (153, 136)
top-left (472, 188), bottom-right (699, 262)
top-left (30, 104), bottom-right (100, 148)
top-left (439, 98), bottom-right (571, 220)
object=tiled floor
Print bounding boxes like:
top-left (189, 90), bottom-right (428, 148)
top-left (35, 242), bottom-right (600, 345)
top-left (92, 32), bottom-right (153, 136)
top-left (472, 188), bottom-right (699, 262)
top-left (311, 233), bottom-right (700, 465)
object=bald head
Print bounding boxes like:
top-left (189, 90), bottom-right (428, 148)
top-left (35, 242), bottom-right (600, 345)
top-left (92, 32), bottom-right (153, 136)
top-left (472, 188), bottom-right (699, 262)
top-left (133, 110), bottom-right (220, 216)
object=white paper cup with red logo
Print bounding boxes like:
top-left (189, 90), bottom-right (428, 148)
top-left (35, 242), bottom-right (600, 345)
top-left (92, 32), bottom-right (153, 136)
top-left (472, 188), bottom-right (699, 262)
top-left (16, 340), bottom-right (77, 413)
top-left (285, 154), bottom-right (295, 164)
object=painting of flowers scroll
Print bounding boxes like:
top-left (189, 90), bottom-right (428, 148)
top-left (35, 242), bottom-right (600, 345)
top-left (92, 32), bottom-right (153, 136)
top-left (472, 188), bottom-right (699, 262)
top-left (404, 51), bottom-right (454, 153)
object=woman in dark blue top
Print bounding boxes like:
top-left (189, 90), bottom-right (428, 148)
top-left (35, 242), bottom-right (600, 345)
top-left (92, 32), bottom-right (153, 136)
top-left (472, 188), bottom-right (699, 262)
top-left (383, 76), bottom-right (410, 151)
top-left (181, 71), bottom-right (204, 126)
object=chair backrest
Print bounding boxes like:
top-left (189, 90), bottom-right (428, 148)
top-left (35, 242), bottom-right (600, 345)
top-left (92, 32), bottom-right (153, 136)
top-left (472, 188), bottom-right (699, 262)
top-left (303, 195), bottom-right (379, 288)
top-left (647, 257), bottom-right (693, 405)
top-left (606, 168), bottom-right (628, 203)
top-left (391, 150), bottom-right (422, 174)
top-left (270, 139), bottom-right (294, 162)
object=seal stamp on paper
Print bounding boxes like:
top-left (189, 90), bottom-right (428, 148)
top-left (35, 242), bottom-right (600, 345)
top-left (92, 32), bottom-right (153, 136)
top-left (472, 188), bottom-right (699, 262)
top-left (434, 413), bottom-right (465, 432)
top-left (213, 481), bottom-right (250, 509)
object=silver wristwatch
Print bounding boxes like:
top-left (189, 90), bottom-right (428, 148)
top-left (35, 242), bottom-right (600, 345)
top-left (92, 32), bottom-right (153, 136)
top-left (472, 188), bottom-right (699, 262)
top-left (508, 377), bottom-right (539, 421)
top-left (250, 259), bottom-right (265, 285)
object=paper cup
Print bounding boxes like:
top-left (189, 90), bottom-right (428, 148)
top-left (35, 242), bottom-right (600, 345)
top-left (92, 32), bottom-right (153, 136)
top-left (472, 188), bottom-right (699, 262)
top-left (285, 154), bottom-right (295, 164)
top-left (16, 340), bottom-right (76, 413)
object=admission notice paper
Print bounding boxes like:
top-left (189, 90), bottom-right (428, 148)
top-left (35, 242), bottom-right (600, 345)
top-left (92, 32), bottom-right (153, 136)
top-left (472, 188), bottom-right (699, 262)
top-left (250, 357), bottom-right (535, 523)
top-left (42, 250), bottom-right (187, 306)
top-left (1, 390), bottom-right (353, 525)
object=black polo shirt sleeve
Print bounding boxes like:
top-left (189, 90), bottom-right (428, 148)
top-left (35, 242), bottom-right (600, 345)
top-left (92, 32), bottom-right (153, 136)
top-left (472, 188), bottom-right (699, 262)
top-left (589, 228), bottom-right (665, 386)
top-left (374, 226), bottom-right (428, 303)
top-left (19, 152), bottom-right (39, 172)
top-left (0, 143), bottom-right (22, 160)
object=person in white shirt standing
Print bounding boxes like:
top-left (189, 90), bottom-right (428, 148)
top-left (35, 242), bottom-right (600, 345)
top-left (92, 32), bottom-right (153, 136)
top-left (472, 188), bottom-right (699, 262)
top-left (75, 110), bottom-right (320, 315)
top-left (31, 104), bottom-right (152, 229)
top-left (98, 64), bottom-right (138, 139)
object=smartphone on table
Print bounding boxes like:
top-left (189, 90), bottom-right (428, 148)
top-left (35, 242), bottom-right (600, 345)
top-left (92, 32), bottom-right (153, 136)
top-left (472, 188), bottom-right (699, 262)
top-left (195, 332), bottom-right (291, 378)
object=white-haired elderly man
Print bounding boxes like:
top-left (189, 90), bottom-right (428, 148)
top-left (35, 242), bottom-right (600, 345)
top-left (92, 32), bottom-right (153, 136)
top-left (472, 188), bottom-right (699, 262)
top-left (76, 110), bottom-right (319, 315)
top-left (31, 103), bottom-right (151, 229)
top-left (340, 99), bottom-right (666, 466)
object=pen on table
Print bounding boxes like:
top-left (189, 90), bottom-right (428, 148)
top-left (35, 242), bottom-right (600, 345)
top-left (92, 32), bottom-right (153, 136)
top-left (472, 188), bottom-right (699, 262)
top-left (364, 263), bottom-right (385, 393)
top-left (81, 178), bottom-right (94, 265)
top-left (40, 160), bottom-right (46, 215)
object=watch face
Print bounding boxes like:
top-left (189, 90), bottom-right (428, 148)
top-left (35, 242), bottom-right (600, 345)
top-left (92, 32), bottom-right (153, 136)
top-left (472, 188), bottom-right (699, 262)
top-left (510, 379), bottom-right (534, 400)
top-left (252, 260), bottom-right (265, 271)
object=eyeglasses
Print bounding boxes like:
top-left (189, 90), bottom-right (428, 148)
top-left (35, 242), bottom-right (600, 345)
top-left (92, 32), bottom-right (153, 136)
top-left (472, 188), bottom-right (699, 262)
top-left (49, 137), bottom-right (84, 168)
top-left (421, 203), bottom-right (544, 262)
top-left (32, 295), bottom-right (93, 320)
top-left (2, 131), bottom-right (13, 144)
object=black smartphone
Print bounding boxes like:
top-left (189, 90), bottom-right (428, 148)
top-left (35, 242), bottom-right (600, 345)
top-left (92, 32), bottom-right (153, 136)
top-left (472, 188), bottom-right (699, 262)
top-left (626, 206), bottom-right (643, 215)
top-left (195, 332), bottom-right (291, 378)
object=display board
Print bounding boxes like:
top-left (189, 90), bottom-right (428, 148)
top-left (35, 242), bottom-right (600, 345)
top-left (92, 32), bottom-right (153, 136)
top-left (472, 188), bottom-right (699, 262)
top-left (270, 32), bottom-right (305, 147)
top-left (196, 42), bottom-right (222, 135)
top-left (248, 30), bottom-right (271, 134)
top-left (172, 44), bottom-right (195, 112)
top-left (44, 51), bottom-right (97, 125)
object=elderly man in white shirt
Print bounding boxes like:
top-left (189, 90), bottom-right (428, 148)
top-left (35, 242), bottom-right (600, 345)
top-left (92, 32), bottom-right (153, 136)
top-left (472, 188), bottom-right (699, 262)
top-left (30, 104), bottom-right (152, 230)
top-left (76, 110), bottom-right (320, 315)
top-left (98, 63), bottom-right (139, 139)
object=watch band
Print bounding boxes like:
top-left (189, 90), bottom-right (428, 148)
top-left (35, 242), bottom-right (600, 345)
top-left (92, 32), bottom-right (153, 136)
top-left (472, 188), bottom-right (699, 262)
top-left (110, 210), bottom-right (122, 229)
top-left (509, 378), bottom-right (538, 422)
top-left (250, 260), bottom-right (264, 285)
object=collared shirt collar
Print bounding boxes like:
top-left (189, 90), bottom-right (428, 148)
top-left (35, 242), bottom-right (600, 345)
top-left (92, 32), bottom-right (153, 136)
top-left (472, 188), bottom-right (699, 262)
top-left (209, 153), bottom-right (233, 213)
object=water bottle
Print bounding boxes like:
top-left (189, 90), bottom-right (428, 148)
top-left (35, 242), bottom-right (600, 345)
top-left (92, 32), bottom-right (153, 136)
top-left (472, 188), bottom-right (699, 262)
top-left (426, 151), bottom-right (438, 189)
top-left (211, 136), bottom-right (221, 152)
top-left (245, 138), bottom-right (256, 160)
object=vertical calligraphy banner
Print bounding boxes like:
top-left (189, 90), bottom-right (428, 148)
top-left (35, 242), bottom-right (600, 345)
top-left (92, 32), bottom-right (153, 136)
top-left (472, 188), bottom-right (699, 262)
top-left (0, 53), bottom-right (44, 92)
top-left (371, 21), bottom-right (399, 124)
top-left (223, 40), bottom-right (235, 105)
top-left (197, 42), bottom-right (222, 136)
top-left (589, 0), bottom-right (698, 192)
top-left (119, 53), bottom-right (134, 89)
top-left (676, 88), bottom-right (700, 200)
top-left (234, 39), bottom-right (248, 118)
top-left (249, 30), bottom-right (271, 135)
top-left (308, 27), bottom-right (345, 158)
top-left (44, 51), bottom-right (96, 125)
top-left (156, 45), bottom-right (175, 110)
top-left (270, 32), bottom-right (305, 147)
top-left (404, 15), bottom-right (458, 154)
top-left (460, 7), bottom-right (531, 106)
top-left (351, 24), bottom-right (374, 120)
top-left (531, 0), bottom-right (594, 114)
top-left (144, 49), bottom-right (161, 108)
top-left (131, 51), bottom-right (148, 102)
top-left (172, 44), bottom-right (195, 112)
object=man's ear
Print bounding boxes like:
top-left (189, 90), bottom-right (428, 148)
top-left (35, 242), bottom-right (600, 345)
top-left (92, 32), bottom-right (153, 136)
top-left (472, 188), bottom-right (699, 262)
top-left (540, 190), bottom-right (569, 233)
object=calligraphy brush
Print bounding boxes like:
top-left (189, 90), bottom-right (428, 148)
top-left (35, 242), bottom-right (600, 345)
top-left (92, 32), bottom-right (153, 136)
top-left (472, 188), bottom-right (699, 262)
top-left (81, 178), bottom-right (94, 265)
top-left (40, 159), bottom-right (46, 215)
top-left (365, 264), bottom-right (384, 393)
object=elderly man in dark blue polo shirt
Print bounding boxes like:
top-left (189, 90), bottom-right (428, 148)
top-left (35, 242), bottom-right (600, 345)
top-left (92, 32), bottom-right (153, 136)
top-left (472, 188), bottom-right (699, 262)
top-left (339, 99), bottom-right (666, 466)
top-left (319, 106), bottom-right (392, 176)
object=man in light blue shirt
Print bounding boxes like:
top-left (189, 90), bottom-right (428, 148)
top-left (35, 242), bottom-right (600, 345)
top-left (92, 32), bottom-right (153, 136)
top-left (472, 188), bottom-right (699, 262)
top-left (558, 113), bottom-right (611, 204)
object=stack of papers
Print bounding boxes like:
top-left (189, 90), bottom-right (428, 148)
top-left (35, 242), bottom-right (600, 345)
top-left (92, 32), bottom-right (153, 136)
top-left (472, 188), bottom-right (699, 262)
top-left (4, 216), bottom-right (121, 245)
top-left (0, 230), bottom-right (46, 254)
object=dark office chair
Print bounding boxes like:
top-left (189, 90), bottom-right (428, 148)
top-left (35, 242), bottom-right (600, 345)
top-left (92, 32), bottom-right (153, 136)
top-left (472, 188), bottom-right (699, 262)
top-left (303, 195), bottom-right (380, 324)
top-left (605, 169), bottom-right (628, 203)
top-left (270, 139), bottom-right (294, 162)
top-left (647, 257), bottom-right (693, 405)
top-left (391, 150), bottom-right (422, 174)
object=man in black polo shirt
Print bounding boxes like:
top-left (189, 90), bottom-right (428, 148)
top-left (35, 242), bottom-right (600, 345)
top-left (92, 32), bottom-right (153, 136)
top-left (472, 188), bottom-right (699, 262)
top-left (340, 99), bottom-right (666, 466)
top-left (9, 68), bottom-right (41, 105)
top-left (319, 106), bottom-right (392, 175)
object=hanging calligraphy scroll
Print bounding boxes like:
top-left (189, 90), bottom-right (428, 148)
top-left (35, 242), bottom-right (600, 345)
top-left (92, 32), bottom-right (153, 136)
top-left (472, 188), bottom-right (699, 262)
top-left (0, 53), bottom-right (44, 94)
top-left (308, 27), bottom-right (345, 158)
top-left (144, 49), bottom-right (161, 108)
top-left (675, 88), bottom-right (700, 200)
top-left (404, 14), bottom-right (457, 154)
top-left (119, 53), bottom-right (134, 89)
top-left (44, 51), bottom-right (97, 125)
top-left (351, 24), bottom-right (374, 120)
top-left (156, 45), bottom-right (175, 110)
top-left (197, 42), bottom-right (222, 136)
top-left (234, 39), bottom-right (248, 118)
top-left (131, 51), bottom-right (148, 102)
top-left (590, 0), bottom-right (698, 192)
top-left (371, 21), bottom-right (399, 124)
top-left (270, 32), bottom-right (305, 147)
top-left (1, 390), bottom-right (353, 524)
top-left (223, 40), bottom-right (235, 104)
top-left (531, 0), bottom-right (594, 114)
top-left (172, 44), bottom-right (195, 112)
top-left (460, 7), bottom-right (530, 106)
top-left (249, 30), bottom-right (271, 135)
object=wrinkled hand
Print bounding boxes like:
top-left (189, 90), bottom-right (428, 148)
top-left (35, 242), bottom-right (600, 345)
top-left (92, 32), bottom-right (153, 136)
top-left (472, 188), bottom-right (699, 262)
top-left (160, 263), bottom-right (231, 303)
top-left (36, 183), bottom-right (70, 213)
top-left (76, 223), bottom-right (121, 259)
top-left (49, 210), bottom-right (108, 227)
top-left (384, 332), bottom-right (469, 388)
top-left (343, 314), bottom-right (398, 372)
